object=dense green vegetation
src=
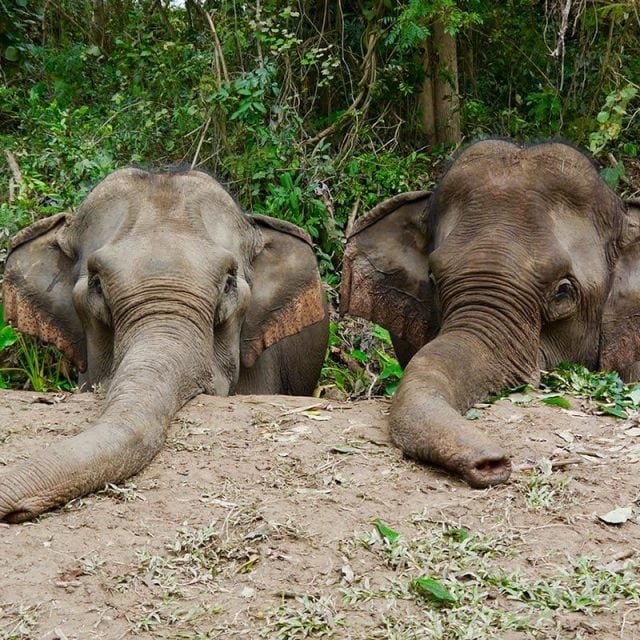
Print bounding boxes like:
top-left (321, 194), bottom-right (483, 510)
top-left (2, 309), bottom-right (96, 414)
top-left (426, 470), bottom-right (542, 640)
top-left (1, 0), bottom-right (639, 393)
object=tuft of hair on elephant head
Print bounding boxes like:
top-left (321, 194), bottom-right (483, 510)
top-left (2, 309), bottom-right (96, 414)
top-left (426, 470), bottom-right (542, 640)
top-left (341, 139), bottom-right (640, 488)
top-left (0, 168), bottom-right (329, 523)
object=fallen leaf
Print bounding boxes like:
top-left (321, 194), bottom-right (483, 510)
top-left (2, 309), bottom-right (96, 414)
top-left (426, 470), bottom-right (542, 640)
top-left (410, 577), bottom-right (457, 605)
top-left (627, 387), bottom-right (640, 405)
top-left (598, 506), bottom-right (633, 525)
top-left (341, 564), bottom-right (354, 583)
top-left (541, 394), bottom-right (571, 409)
top-left (373, 518), bottom-right (399, 544)
top-left (302, 411), bottom-right (331, 421)
top-left (508, 393), bottom-right (533, 405)
top-left (330, 445), bottom-right (359, 454)
top-left (599, 405), bottom-right (628, 419)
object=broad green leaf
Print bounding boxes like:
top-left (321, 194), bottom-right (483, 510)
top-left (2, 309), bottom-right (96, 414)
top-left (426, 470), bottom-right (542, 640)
top-left (599, 404), bottom-right (627, 419)
top-left (349, 349), bottom-right (368, 364)
top-left (411, 577), bottom-right (457, 604)
top-left (372, 325), bottom-right (391, 344)
top-left (379, 362), bottom-right (403, 380)
top-left (373, 519), bottom-right (399, 544)
top-left (626, 386), bottom-right (640, 405)
top-left (620, 86), bottom-right (638, 101)
top-left (601, 166), bottom-right (624, 189)
top-left (0, 325), bottom-right (19, 351)
top-left (541, 395), bottom-right (571, 409)
top-left (384, 380), bottom-right (400, 396)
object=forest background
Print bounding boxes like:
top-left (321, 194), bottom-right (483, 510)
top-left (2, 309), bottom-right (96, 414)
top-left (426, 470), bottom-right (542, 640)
top-left (1, 0), bottom-right (639, 395)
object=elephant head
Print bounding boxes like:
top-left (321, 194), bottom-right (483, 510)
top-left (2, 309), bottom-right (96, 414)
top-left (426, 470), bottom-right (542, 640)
top-left (341, 139), bottom-right (640, 488)
top-left (0, 168), bottom-right (328, 522)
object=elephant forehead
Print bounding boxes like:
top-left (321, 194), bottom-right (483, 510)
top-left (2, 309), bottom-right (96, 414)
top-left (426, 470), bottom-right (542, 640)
top-left (451, 140), bottom-right (600, 184)
top-left (97, 230), bottom-right (239, 280)
top-left (550, 208), bottom-right (609, 286)
top-left (440, 143), bottom-right (611, 218)
top-left (76, 170), bottom-right (248, 237)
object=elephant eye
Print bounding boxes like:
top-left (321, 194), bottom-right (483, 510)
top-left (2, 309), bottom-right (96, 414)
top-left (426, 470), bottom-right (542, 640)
top-left (554, 278), bottom-right (574, 300)
top-left (223, 274), bottom-right (236, 295)
top-left (89, 274), bottom-right (103, 296)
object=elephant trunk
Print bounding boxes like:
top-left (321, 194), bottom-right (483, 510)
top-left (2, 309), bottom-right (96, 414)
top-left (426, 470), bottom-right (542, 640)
top-left (0, 325), bottom-right (211, 523)
top-left (390, 302), bottom-right (540, 487)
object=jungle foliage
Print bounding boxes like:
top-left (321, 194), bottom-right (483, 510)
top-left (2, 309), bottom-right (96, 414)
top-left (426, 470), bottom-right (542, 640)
top-left (1, 0), bottom-right (639, 393)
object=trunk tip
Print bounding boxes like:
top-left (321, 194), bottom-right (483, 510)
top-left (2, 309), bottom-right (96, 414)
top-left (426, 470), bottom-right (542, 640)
top-left (464, 456), bottom-right (512, 488)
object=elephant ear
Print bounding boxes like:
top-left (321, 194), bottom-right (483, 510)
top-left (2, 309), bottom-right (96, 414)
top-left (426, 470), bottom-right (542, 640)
top-left (3, 213), bottom-right (86, 371)
top-left (240, 215), bottom-right (327, 368)
top-left (340, 191), bottom-right (437, 351)
top-left (600, 199), bottom-right (640, 376)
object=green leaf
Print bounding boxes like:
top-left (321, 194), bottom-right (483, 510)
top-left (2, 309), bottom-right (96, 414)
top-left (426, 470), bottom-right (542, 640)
top-left (86, 45), bottom-right (101, 57)
top-left (541, 395), bottom-right (571, 409)
top-left (411, 577), bottom-right (457, 605)
top-left (620, 86), bottom-right (638, 101)
top-left (599, 404), bottom-right (627, 419)
top-left (626, 386), bottom-right (640, 406)
top-left (0, 325), bottom-right (19, 351)
top-left (373, 519), bottom-right (399, 544)
top-left (444, 527), bottom-right (470, 542)
top-left (349, 349), bottom-right (368, 364)
top-left (372, 325), bottom-right (392, 344)
top-left (4, 46), bottom-right (19, 62)
top-left (601, 164), bottom-right (625, 189)
top-left (596, 111), bottom-right (610, 123)
top-left (384, 380), bottom-right (400, 396)
top-left (378, 362), bottom-right (403, 380)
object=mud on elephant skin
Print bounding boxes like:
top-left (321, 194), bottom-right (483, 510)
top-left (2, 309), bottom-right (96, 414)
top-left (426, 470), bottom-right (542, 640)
top-left (0, 168), bottom-right (329, 522)
top-left (341, 139), bottom-right (640, 488)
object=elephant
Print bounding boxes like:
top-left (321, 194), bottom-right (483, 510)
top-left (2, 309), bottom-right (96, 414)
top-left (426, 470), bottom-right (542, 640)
top-left (341, 139), bottom-right (640, 488)
top-left (0, 168), bottom-right (329, 522)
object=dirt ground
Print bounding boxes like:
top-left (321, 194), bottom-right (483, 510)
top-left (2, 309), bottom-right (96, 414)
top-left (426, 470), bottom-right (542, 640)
top-left (1, 388), bottom-right (639, 640)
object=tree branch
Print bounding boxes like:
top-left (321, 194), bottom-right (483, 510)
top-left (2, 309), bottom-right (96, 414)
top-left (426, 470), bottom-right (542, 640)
top-left (4, 150), bottom-right (23, 203)
top-left (304, 28), bottom-right (379, 146)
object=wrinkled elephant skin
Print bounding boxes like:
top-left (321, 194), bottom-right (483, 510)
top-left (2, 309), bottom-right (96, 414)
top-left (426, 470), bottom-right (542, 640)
top-left (0, 168), bottom-right (329, 522)
top-left (342, 139), bottom-right (640, 487)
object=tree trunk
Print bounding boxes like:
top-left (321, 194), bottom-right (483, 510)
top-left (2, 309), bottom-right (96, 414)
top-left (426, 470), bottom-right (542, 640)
top-left (420, 21), bottom-right (461, 147)
top-left (92, 0), bottom-right (107, 50)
